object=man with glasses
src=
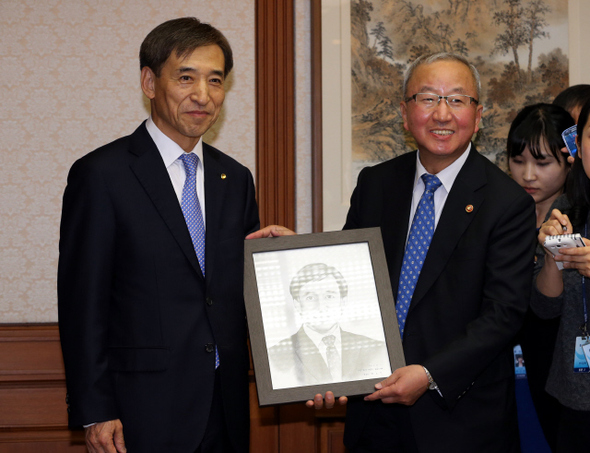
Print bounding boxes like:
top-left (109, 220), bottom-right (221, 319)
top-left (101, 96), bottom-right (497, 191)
top-left (339, 53), bottom-right (536, 452)
top-left (250, 52), bottom-right (536, 452)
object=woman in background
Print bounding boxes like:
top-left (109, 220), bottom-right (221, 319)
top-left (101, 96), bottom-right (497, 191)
top-left (533, 100), bottom-right (590, 452)
top-left (507, 103), bottom-right (574, 451)
top-left (508, 104), bottom-right (574, 228)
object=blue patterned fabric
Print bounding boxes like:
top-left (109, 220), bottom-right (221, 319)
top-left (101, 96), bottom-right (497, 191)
top-left (396, 174), bottom-right (442, 338)
top-left (179, 153), bottom-right (219, 368)
top-left (179, 153), bottom-right (206, 275)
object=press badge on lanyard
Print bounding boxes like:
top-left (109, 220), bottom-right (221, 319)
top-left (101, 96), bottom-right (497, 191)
top-left (574, 336), bottom-right (590, 373)
top-left (574, 224), bottom-right (590, 373)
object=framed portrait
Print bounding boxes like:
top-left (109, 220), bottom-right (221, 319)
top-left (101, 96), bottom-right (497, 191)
top-left (244, 227), bottom-right (405, 406)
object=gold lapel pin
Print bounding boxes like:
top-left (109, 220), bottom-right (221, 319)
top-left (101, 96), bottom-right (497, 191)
top-left (221, 173), bottom-right (227, 180)
top-left (465, 204), bottom-right (474, 213)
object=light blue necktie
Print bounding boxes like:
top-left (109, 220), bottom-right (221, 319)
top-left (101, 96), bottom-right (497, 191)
top-left (179, 153), bottom-right (206, 275)
top-left (179, 153), bottom-right (219, 368)
top-left (396, 174), bottom-right (442, 339)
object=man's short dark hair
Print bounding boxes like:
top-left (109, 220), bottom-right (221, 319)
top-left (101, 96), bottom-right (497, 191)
top-left (289, 263), bottom-right (348, 300)
top-left (140, 17), bottom-right (233, 77)
top-left (552, 85), bottom-right (590, 117)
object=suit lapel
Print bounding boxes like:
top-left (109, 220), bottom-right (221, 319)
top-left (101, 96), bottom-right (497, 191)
top-left (202, 143), bottom-right (229, 284)
top-left (128, 123), bottom-right (203, 277)
top-left (381, 153), bottom-right (417, 297)
top-left (409, 148), bottom-right (486, 307)
top-left (293, 328), bottom-right (332, 383)
top-left (340, 329), bottom-right (361, 378)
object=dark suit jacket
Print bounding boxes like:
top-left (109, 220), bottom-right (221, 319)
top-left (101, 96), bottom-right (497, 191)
top-left (268, 327), bottom-right (389, 387)
top-left (57, 122), bottom-right (259, 452)
top-left (343, 148), bottom-right (536, 453)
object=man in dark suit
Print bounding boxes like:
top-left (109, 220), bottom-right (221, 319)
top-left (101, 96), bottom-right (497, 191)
top-left (268, 263), bottom-right (389, 388)
top-left (58, 17), bottom-right (259, 453)
top-left (252, 53), bottom-right (536, 452)
top-left (340, 53), bottom-right (536, 452)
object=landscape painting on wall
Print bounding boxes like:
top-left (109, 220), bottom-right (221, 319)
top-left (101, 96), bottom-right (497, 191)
top-left (351, 0), bottom-right (569, 175)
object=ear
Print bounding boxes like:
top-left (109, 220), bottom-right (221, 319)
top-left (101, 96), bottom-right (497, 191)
top-left (473, 104), bottom-right (484, 134)
top-left (400, 101), bottom-right (409, 131)
top-left (140, 66), bottom-right (156, 100)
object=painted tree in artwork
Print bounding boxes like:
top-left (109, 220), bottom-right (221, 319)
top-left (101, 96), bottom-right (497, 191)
top-left (370, 22), bottom-right (387, 49)
top-left (378, 35), bottom-right (394, 61)
top-left (397, 0), bottom-right (473, 57)
top-left (400, 1), bottom-right (455, 52)
top-left (523, 0), bottom-right (551, 82)
top-left (453, 38), bottom-right (469, 56)
top-left (492, 0), bottom-right (551, 83)
top-left (491, 0), bottom-right (527, 80)
top-left (371, 22), bottom-right (394, 62)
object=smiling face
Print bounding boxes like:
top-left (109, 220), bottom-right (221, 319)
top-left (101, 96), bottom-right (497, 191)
top-left (401, 60), bottom-right (483, 174)
top-left (509, 145), bottom-right (569, 211)
top-left (141, 44), bottom-right (226, 152)
top-left (294, 276), bottom-right (343, 334)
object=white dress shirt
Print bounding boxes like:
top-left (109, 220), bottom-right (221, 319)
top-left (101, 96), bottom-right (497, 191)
top-left (303, 324), bottom-right (343, 381)
top-left (145, 117), bottom-right (206, 227)
top-left (407, 143), bottom-right (472, 238)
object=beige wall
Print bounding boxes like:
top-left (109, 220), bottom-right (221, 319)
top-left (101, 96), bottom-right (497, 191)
top-left (0, 0), bottom-right (261, 322)
top-left (0, 0), bottom-right (314, 322)
top-left (569, 0), bottom-right (590, 85)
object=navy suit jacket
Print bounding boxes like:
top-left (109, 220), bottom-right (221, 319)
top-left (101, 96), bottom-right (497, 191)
top-left (58, 122), bottom-right (259, 452)
top-left (343, 148), bottom-right (536, 452)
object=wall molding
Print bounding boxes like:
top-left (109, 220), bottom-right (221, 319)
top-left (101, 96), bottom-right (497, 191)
top-left (0, 324), bottom-right (86, 450)
top-left (255, 0), bottom-right (296, 230)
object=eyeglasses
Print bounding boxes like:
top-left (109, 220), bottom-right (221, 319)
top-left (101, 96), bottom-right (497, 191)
top-left (405, 93), bottom-right (479, 110)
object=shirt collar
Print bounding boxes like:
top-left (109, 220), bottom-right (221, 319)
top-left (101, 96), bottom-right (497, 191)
top-left (414, 142), bottom-right (471, 192)
top-left (303, 323), bottom-right (341, 349)
top-left (145, 117), bottom-right (204, 168)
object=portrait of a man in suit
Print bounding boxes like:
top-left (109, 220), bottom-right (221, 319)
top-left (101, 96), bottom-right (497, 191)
top-left (57, 17), bottom-right (259, 453)
top-left (268, 263), bottom-right (390, 389)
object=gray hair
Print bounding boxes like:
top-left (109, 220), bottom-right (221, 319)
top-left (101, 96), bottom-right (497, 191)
top-left (402, 52), bottom-right (481, 101)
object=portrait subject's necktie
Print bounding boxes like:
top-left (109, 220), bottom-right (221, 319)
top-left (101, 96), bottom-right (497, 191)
top-left (322, 335), bottom-right (341, 381)
top-left (396, 174), bottom-right (442, 339)
top-left (180, 153), bottom-right (219, 368)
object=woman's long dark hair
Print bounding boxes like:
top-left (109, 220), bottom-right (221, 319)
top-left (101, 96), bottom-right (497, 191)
top-left (567, 100), bottom-right (590, 227)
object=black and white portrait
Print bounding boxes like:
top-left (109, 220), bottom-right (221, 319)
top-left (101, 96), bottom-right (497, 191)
top-left (252, 243), bottom-right (391, 390)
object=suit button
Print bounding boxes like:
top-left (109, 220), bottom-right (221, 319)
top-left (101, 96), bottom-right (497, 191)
top-left (206, 297), bottom-right (213, 306)
top-left (205, 343), bottom-right (215, 353)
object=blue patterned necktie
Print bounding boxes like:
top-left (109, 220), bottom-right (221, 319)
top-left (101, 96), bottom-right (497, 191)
top-left (396, 174), bottom-right (442, 339)
top-left (179, 153), bottom-right (219, 368)
top-left (179, 153), bottom-right (206, 275)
